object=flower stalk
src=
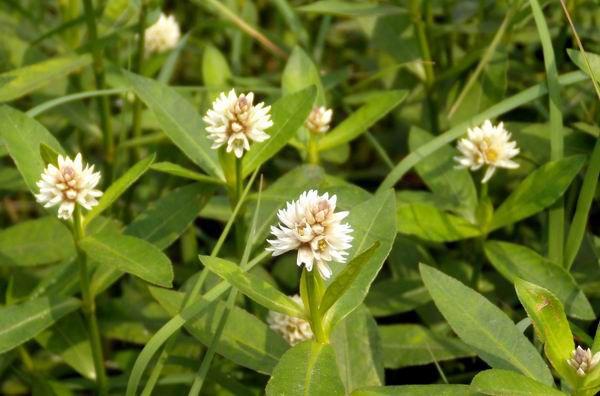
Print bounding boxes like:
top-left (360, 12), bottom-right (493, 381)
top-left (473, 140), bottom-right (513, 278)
top-left (302, 269), bottom-right (327, 343)
top-left (307, 133), bottom-right (320, 165)
top-left (73, 207), bottom-right (108, 395)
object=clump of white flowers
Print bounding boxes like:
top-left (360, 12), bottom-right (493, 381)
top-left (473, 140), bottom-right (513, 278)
top-left (267, 295), bottom-right (313, 346)
top-left (35, 153), bottom-right (102, 220)
top-left (567, 345), bottom-right (600, 377)
top-left (305, 106), bottom-right (333, 134)
top-left (454, 120), bottom-right (520, 183)
top-left (144, 13), bottom-right (181, 54)
top-left (267, 190), bottom-right (353, 280)
top-left (203, 89), bottom-right (273, 158)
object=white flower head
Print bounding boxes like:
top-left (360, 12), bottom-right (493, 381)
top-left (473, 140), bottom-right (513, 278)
top-left (203, 89), bottom-right (273, 158)
top-left (267, 190), bottom-right (353, 280)
top-left (35, 153), bottom-right (103, 220)
top-left (144, 13), bottom-right (181, 54)
top-left (306, 106), bottom-right (333, 134)
top-left (267, 295), bottom-right (313, 346)
top-left (454, 120), bottom-right (520, 183)
top-left (567, 345), bottom-right (600, 377)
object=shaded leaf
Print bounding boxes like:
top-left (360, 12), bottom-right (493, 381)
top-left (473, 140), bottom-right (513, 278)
top-left (471, 369), bottom-right (565, 396)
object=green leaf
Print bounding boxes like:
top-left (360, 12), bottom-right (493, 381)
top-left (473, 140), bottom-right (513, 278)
top-left (0, 296), bottom-right (80, 354)
top-left (318, 91), bottom-right (407, 151)
top-left (149, 286), bottom-right (288, 374)
top-left (485, 241), bottom-right (594, 320)
top-left (319, 243), bottom-right (379, 316)
top-left (282, 46), bottom-right (325, 105)
top-left (472, 369), bottom-right (566, 396)
top-left (199, 255), bottom-right (304, 317)
top-left (202, 44), bottom-right (232, 89)
top-left (397, 202), bottom-right (481, 242)
top-left (567, 49), bottom-right (600, 84)
top-left (242, 86), bottom-right (316, 176)
top-left (122, 70), bottom-right (223, 180)
top-left (0, 55), bottom-right (91, 102)
top-left (419, 264), bottom-right (553, 385)
top-left (80, 232), bottom-right (173, 288)
top-left (126, 183), bottom-right (214, 250)
top-left (324, 191), bottom-right (397, 331)
top-left (297, 1), bottom-right (404, 17)
top-left (150, 162), bottom-right (224, 185)
top-left (408, 127), bottom-right (478, 221)
top-left (39, 143), bottom-right (60, 166)
top-left (351, 385), bottom-right (475, 396)
top-left (84, 154), bottom-right (155, 227)
top-left (266, 341), bottom-right (345, 396)
top-left (331, 306), bottom-right (384, 392)
top-left (35, 313), bottom-right (95, 380)
top-left (0, 217), bottom-right (75, 267)
top-left (515, 279), bottom-right (576, 385)
top-left (380, 324), bottom-right (475, 369)
top-left (365, 279), bottom-right (430, 317)
top-left (0, 105), bottom-right (65, 193)
top-left (491, 156), bottom-right (585, 230)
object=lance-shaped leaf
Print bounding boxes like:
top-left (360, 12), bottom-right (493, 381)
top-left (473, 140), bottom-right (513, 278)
top-left (0, 55), bottom-right (91, 102)
top-left (471, 369), bottom-right (565, 396)
top-left (515, 279), bottom-right (577, 386)
top-left (122, 70), bottom-right (223, 180)
top-left (80, 232), bottom-right (173, 288)
top-left (490, 156), bottom-right (585, 230)
top-left (318, 91), bottom-right (407, 151)
top-left (319, 242), bottom-right (379, 316)
top-left (324, 190), bottom-right (397, 331)
top-left (419, 264), bottom-right (553, 385)
top-left (242, 86), bottom-right (316, 177)
top-left (0, 105), bottom-right (65, 193)
top-left (0, 296), bottom-right (80, 354)
top-left (282, 46), bottom-right (326, 105)
top-left (0, 217), bottom-right (75, 267)
top-left (149, 286), bottom-right (288, 374)
top-left (199, 255), bottom-right (304, 317)
top-left (331, 305), bottom-right (384, 392)
top-left (380, 324), bottom-right (475, 369)
top-left (485, 241), bottom-right (594, 320)
top-left (397, 202), bottom-right (481, 242)
top-left (266, 341), bottom-right (345, 396)
top-left (84, 154), bottom-right (155, 227)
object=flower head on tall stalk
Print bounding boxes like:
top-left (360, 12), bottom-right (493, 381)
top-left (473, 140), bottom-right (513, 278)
top-left (35, 153), bottom-right (103, 220)
top-left (203, 89), bottom-right (273, 158)
top-left (305, 106), bottom-right (333, 134)
top-left (266, 190), bottom-right (353, 280)
top-left (267, 295), bottom-right (313, 346)
top-left (144, 13), bottom-right (181, 54)
top-left (454, 119), bottom-right (520, 183)
top-left (567, 345), bottom-right (600, 377)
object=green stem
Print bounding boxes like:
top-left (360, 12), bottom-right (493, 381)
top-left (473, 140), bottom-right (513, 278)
top-left (73, 207), bottom-right (107, 396)
top-left (410, 0), bottom-right (438, 132)
top-left (305, 270), bottom-right (327, 343)
top-left (131, 2), bottom-right (147, 162)
top-left (17, 346), bottom-right (34, 372)
top-left (82, 0), bottom-right (114, 183)
top-left (307, 132), bottom-right (320, 165)
top-left (234, 157), bottom-right (245, 254)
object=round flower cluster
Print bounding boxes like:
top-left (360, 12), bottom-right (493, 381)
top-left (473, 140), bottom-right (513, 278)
top-left (267, 295), bottom-right (313, 346)
top-left (267, 190), bottom-right (353, 280)
top-left (568, 345), bottom-right (600, 377)
top-left (203, 89), bottom-right (273, 158)
top-left (144, 13), bottom-right (181, 54)
top-left (305, 106), bottom-right (333, 134)
top-left (454, 119), bottom-right (519, 183)
top-left (35, 153), bottom-right (102, 220)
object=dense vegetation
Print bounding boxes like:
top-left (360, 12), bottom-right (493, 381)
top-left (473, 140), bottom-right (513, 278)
top-left (0, 0), bottom-right (599, 395)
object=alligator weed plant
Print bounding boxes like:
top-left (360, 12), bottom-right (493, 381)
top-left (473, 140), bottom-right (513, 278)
top-left (1, 0), bottom-right (600, 395)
